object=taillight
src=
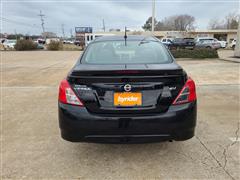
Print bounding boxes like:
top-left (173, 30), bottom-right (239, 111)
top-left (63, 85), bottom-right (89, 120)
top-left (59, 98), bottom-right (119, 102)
top-left (172, 77), bottom-right (196, 105)
top-left (58, 79), bottom-right (84, 106)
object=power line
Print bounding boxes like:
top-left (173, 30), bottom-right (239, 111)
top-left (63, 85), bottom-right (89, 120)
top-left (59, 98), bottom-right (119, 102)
top-left (0, 17), bottom-right (40, 28)
top-left (70, 28), bottom-right (73, 38)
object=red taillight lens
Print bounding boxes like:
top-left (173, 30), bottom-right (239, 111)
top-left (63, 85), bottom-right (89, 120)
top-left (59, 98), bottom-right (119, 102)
top-left (172, 77), bottom-right (196, 105)
top-left (58, 79), bottom-right (84, 106)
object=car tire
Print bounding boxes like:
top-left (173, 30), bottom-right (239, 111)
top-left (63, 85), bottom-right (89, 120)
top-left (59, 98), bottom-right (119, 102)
top-left (232, 45), bottom-right (235, 50)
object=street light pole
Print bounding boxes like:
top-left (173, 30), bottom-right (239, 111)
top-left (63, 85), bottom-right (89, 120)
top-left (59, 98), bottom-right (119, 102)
top-left (151, 0), bottom-right (155, 34)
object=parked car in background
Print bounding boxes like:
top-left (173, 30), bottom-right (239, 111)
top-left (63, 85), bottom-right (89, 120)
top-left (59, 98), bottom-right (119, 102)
top-left (230, 39), bottom-right (236, 50)
top-left (161, 38), bottom-right (173, 47)
top-left (63, 39), bottom-right (74, 44)
top-left (195, 37), bottom-right (212, 43)
top-left (169, 38), bottom-right (195, 50)
top-left (3, 39), bottom-right (17, 49)
top-left (37, 38), bottom-right (46, 44)
top-left (74, 40), bottom-right (81, 46)
top-left (36, 43), bottom-right (44, 49)
top-left (218, 40), bottom-right (227, 48)
top-left (195, 39), bottom-right (221, 50)
top-left (0, 38), bottom-right (6, 44)
top-left (195, 37), bottom-right (226, 48)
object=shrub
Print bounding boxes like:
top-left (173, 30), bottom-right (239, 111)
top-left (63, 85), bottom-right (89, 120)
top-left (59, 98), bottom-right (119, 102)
top-left (14, 39), bottom-right (38, 51)
top-left (47, 41), bottom-right (63, 50)
top-left (170, 48), bottom-right (219, 59)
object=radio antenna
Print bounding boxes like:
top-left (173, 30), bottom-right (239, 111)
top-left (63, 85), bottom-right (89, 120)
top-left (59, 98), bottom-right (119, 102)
top-left (124, 26), bottom-right (127, 46)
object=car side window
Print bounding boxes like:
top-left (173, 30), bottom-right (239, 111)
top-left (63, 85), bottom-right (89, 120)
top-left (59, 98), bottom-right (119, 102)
top-left (204, 40), bottom-right (211, 44)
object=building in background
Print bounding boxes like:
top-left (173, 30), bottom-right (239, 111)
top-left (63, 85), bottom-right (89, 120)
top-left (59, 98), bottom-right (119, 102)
top-left (75, 27), bottom-right (93, 47)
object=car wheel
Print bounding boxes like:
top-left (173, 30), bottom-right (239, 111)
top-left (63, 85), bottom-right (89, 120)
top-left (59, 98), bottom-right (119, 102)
top-left (206, 46), bottom-right (211, 49)
top-left (232, 45), bottom-right (235, 50)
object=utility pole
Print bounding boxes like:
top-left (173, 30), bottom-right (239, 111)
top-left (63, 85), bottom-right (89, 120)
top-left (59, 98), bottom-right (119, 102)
top-left (70, 28), bottom-right (73, 38)
top-left (102, 19), bottom-right (106, 32)
top-left (14, 29), bottom-right (17, 40)
top-left (38, 10), bottom-right (45, 36)
top-left (151, 0), bottom-right (155, 34)
top-left (234, 2), bottom-right (240, 57)
top-left (61, 24), bottom-right (65, 39)
top-left (234, 15), bottom-right (240, 57)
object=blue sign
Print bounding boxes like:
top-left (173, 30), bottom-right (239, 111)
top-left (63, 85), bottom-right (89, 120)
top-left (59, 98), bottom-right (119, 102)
top-left (75, 27), bottom-right (93, 33)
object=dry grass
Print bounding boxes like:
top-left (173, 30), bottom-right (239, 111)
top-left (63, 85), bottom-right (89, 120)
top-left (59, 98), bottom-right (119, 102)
top-left (62, 44), bottom-right (82, 51)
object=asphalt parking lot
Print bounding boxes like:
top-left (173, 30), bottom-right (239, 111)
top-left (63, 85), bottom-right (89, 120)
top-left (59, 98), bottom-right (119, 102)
top-left (1, 51), bottom-right (240, 179)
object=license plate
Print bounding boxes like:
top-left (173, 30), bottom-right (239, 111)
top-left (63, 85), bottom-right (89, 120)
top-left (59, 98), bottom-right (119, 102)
top-left (114, 92), bottom-right (142, 106)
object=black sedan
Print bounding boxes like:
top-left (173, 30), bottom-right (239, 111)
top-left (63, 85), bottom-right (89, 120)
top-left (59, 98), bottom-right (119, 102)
top-left (58, 35), bottom-right (197, 143)
top-left (169, 38), bottom-right (195, 50)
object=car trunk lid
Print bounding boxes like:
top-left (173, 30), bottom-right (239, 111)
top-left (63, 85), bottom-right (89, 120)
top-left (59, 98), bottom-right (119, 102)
top-left (68, 63), bottom-right (186, 115)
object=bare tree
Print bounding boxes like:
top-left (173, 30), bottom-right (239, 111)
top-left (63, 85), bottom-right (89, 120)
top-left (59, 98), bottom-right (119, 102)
top-left (155, 21), bottom-right (166, 31)
top-left (143, 14), bottom-right (195, 31)
top-left (225, 12), bottom-right (239, 29)
top-left (208, 12), bottom-right (239, 30)
top-left (173, 15), bottom-right (195, 31)
top-left (208, 18), bottom-right (225, 29)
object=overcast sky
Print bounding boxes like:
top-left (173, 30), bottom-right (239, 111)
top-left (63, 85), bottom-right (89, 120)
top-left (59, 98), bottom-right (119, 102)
top-left (1, 0), bottom-right (240, 36)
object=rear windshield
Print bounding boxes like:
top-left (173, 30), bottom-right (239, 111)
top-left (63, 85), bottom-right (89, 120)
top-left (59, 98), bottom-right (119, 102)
top-left (81, 40), bottom-right (173, 64)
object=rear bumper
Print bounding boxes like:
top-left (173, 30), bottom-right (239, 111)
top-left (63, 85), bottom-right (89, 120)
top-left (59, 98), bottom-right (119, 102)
top-left (58, 101), bottom-right (197, 143)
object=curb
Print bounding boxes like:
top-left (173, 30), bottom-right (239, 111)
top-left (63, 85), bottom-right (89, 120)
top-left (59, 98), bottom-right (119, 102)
top-left (219, 58), bottom-right (240, 63)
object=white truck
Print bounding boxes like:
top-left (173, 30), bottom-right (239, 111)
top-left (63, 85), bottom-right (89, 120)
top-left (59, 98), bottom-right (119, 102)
top-left (84, 33), bottom-right (115, 46)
